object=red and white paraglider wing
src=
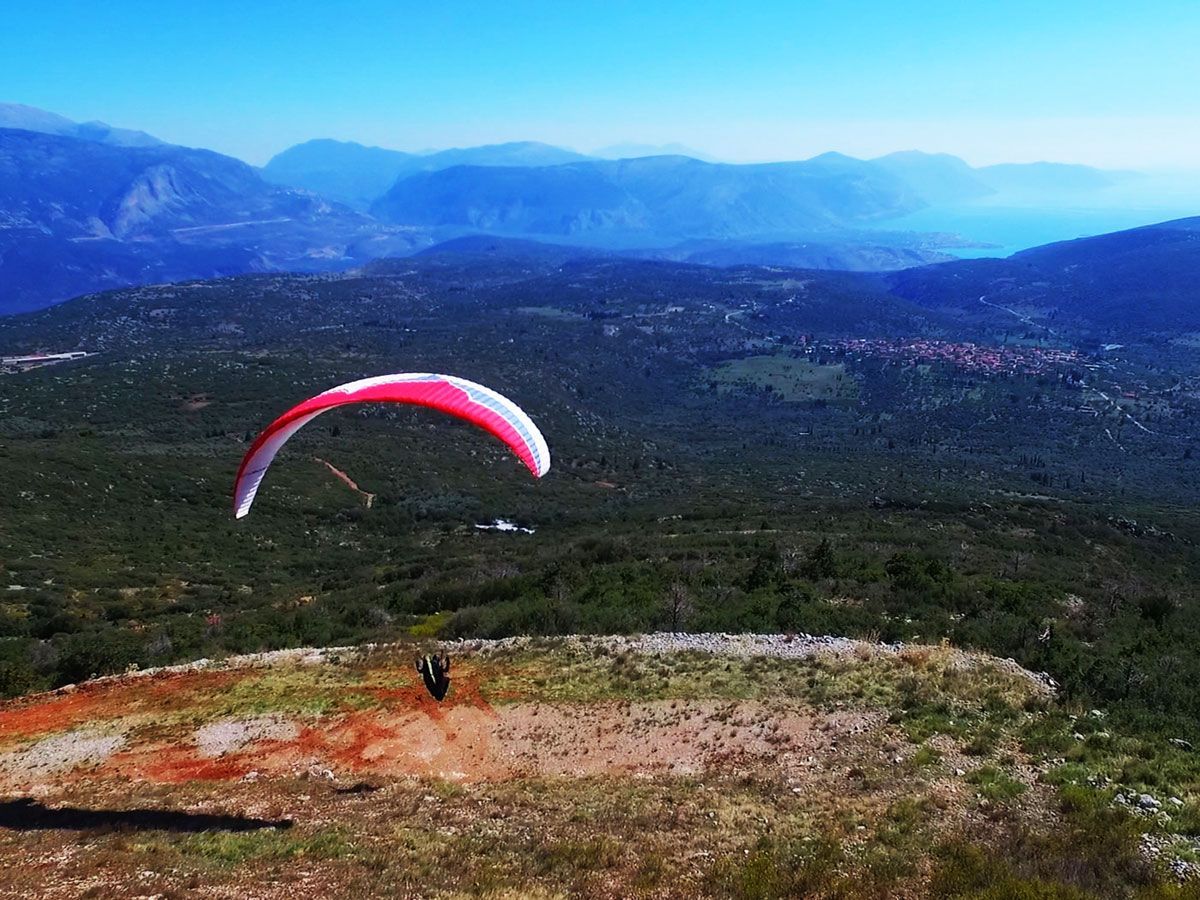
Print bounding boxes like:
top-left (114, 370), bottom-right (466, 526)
top-left (233, 373), bottom-right (550, 519)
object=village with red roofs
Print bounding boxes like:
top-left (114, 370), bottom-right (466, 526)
top-left (829, 338), bottom-right (1087, 377)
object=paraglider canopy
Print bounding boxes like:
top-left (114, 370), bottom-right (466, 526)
top-left (232, 373), bottom-right (550, 518)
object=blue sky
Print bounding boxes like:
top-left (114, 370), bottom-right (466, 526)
top-left (3, 0), bottom-right (1198, 167)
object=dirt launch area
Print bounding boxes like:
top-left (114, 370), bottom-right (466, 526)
top-left (0, 636), bottom-right (1062, 898)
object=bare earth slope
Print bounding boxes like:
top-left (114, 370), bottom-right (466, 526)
top-left (0, 636), bottom-right (1182, 898)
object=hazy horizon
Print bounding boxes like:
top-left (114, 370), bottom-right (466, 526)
top-left (3, 1), bottom-right (1197, 169)
top-left (9, 98), bottom-right (1200, 180)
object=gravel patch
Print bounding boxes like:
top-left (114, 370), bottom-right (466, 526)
top-left (194, 715), bottom-right (301, 757)
top-left (0, 729), bottom-right (125, 776)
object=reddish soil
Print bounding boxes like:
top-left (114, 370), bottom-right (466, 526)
top-left (0, 671), bottom-right (238, 741)
top-left (3, 694), bottom-right (875, 790)
top-left (362, 666), bottom-right (498, 719)
top-left (0, 652), bottom-right (883, 791)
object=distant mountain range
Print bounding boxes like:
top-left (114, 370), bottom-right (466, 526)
top-left (591, 142), bottom-right (719, 161)
top-left (0, 102), bottom-right (1182, 314)
top-left (264, 139), bottom-right (1134, 217)
top-left (0, 121), bottom-right (429, 313)
top-left (270, 140), bottom-right (1134, 230)
top-left (870, 150), bottom-right (1126, 205)
top-left (368, 152), bottom-right (928, 243)
top-left (261, 139), bottom-right (590, 210)
top-left (870, 151), bottom-right (997, 205)
top-left (0, 102), bottom-right (163, 148)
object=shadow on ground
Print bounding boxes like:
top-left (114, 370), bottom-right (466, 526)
top-left (0, 798), bottom-right (293, 832)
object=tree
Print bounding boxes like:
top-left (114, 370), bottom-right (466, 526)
top-left (744, 544), bottom-right (781, 592)
top-left (1007, 551), bottom-right (1032, 578)
top-left (803, 538), bottom-right (838, 580)
top-left (663, 581), bottom-right (693, 632)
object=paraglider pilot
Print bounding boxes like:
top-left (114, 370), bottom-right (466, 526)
top-left (417, 653), bottom-right (452, 701)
